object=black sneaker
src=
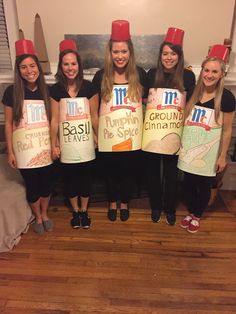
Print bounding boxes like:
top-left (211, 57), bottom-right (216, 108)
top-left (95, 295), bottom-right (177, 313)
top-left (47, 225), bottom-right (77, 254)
top-left (80, 211), bottom-right (91, 229)
top-left (107, 209), bottom-right (117, 221)
top-left (165, 213), bottom-right (176, 225)
top-left (71, 211), bottom-right (81, 229)
top-left (151, 210), bottom-right (161, 223)
top-left (120, 208), bottom-right (129, 221)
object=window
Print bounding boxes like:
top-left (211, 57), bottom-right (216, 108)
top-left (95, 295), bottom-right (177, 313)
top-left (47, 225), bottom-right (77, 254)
top-left (0, 0), bottom-right (12, 72)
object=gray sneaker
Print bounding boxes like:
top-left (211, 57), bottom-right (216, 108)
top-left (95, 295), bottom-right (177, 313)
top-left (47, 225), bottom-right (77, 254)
top-left (43, 219), bottom-right (54, 231)
top-left (33, 222), bottom-right (44, 234)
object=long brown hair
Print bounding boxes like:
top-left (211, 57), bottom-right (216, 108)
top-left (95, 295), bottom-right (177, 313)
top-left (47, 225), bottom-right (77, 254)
top-left (154, 42), bottom-right (185, 92)
top-left (185, 57), bottom-right (226, 123)
top-left (101, 39), bottom-right (142, 102)
top-left (13, 54), bottom-right (50, 125)
top-left (55, 49), bottom-right (83, 92)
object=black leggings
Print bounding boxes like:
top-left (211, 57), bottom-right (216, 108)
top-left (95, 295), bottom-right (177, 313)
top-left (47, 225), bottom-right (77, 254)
top-left (19, 164), bottom-right (53, 203)
top-left (145, 152), bottom-right (179, 214)
top-left (183, 172), bottom-right (213, 218)
top-left (61, 161), bottom-right (93, 198)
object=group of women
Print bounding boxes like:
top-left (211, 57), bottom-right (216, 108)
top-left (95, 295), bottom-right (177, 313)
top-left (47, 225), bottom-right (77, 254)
top-left (2, 20), bottom-right (235, 234)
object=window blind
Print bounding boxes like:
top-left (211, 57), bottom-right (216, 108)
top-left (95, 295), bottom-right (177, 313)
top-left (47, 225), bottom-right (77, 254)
top-left (0, 0), bottom-right (12, 72)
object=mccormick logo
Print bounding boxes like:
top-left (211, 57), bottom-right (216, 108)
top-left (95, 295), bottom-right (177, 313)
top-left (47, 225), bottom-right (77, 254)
top-left (186, 106), bottom-right (212, 130)
top-left (27, 103), bottom-right (47, 125)
top-left (66, 100), bottom-right (88, 120)
top-left (111, 86), bottom-right (136, 112)
top-left (158, 89), bottom-right (183, 111)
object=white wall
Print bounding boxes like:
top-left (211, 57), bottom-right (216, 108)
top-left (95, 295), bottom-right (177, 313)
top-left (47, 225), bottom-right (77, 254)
top-left (15, 0), bottom-right (235, 67)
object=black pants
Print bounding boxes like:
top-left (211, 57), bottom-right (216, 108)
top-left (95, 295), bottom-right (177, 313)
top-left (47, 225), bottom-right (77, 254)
top-left (145, 152), bottom-right (179, 214)
top-left (183, 172), bottom-right (213, 218)
top-left (98, 151), bottom-right (140, 204)
top-left (19, 164), bottom-right (53, 203)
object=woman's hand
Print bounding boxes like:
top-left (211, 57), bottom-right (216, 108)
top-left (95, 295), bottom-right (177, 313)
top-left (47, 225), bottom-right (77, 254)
top-left (52, 146), bottom-right (60, 160)
top-left (8, 152), bottom-right (17, 168)
top-left (215, 155), bottom-right (227, 173)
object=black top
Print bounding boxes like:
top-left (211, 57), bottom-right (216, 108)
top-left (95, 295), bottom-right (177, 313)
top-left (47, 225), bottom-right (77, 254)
top-left (197, 88), bottom-right (236, 113)
top-left (147, 68), bottom-right (196, 101)
top-left (2, 85), bottom-right (44, 107)
top-left (92, 66), bottom-right (148, 99)
top-left (50, 79), bottom-right (98, 102)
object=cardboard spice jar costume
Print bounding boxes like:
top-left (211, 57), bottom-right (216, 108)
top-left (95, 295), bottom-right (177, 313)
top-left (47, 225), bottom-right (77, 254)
top-left (142, 27), bottom-right (186, 155)
top-left (12, 40), bottom-right (52, 169)
top-left (177, 44), bottom-right (232, 176)
top-left (57, 39), bottom-right (95, 163)
top-left (98, 20), bottom-right (143, 152)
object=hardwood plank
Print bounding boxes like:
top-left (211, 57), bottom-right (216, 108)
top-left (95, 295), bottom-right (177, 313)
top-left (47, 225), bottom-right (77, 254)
top-left (0, 193), bottom-right (236, 313)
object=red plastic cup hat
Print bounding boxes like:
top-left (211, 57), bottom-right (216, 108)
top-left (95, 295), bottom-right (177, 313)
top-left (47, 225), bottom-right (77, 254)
top-left (59, 39), bottom-right (77, 52)
top-left (15, 40), bottom-right (35, 56)
top-left (208, 44), bottom-right (229, 63)
top-left (111, 20), bottom-right (130, 41)
top-left (164, 27), bottom-right (185, 46)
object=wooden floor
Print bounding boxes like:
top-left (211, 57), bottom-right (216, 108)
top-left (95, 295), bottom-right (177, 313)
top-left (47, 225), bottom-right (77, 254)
top-left (0, 191), bottom-right (236, 314)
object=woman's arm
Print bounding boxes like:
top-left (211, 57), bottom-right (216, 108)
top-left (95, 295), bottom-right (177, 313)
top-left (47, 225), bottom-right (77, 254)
top-left (216, 111), bottom-right (235, 173)
top-left (89, 93), bottom-right (99, 145)
top-left (50, 97), bottom-right (60, 159)
top-left (4, 106), bottom-right (17, 168)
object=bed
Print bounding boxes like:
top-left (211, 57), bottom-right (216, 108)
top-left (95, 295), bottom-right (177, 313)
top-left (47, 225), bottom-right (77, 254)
top-left (0, 153), bottom-right (34, 252)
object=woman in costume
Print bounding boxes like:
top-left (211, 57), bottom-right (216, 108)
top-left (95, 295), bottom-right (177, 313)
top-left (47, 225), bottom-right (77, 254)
top-left (50, 39), bottom-right (99, 229)
top-left (178, 44), bottom-right (235, 233)
top-left (142, 27), bottom-right (196, 225)
top-left (92, 20), bottom-right (147, 221)
top-left (3, 40), bottom-right (53, 234)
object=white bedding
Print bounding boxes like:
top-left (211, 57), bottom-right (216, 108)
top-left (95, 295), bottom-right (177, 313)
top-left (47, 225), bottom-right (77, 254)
top-left (0, 154), bottom-right (34, 252)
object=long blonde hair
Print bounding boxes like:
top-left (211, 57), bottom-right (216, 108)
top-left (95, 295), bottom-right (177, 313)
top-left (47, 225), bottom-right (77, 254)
top-left (101, 39), bottom-right (142, 102)
top-left (185, 57), bottom-right (226, 123)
